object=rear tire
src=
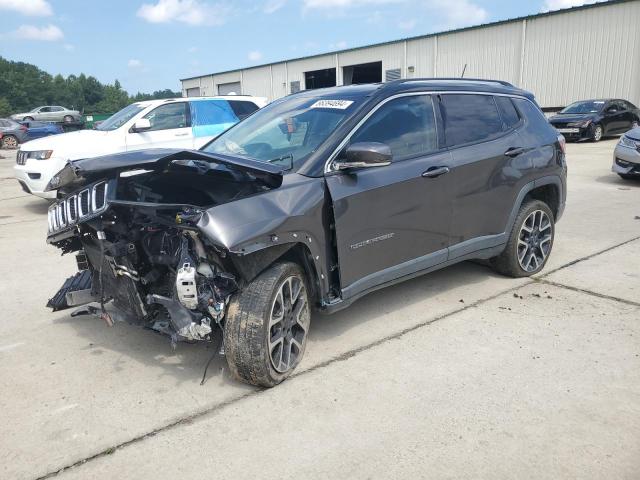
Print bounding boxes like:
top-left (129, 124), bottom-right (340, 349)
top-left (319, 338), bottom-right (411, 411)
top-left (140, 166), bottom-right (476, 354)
top-left (63, 115), bottom-right (73, 123)
top-left (224, 262), bottom-right (311, 387)
top-left (1, 135), bottom-right (18, 149)
top-left (590, 123), bottom-right (603, 142)
top-left (490, 200), bottom-right (555, 277)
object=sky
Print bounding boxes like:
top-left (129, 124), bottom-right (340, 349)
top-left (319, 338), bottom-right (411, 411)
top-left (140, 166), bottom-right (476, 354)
top-left (0, 0), bottom-right (604, 94)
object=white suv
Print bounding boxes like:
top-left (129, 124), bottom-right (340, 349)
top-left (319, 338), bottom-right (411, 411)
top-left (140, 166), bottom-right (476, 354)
top-left (14, 96), bottom-right (267, 198)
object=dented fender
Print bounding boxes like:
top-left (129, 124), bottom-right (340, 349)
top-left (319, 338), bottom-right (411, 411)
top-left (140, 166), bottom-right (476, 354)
top-left (197, 173), bottom-right (333, 299)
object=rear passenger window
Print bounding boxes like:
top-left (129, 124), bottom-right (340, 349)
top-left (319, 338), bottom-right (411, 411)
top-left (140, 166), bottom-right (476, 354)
top-left (190, 99), bottom-right (240, 137)
top-left (229, 101), bottom-right (259, 120)
top-left (350, 95), bottom-right (437, 161)
top-left (495, 96), bottom-right (520, 130)
top-left (441, 94), bottom-right (503, 146)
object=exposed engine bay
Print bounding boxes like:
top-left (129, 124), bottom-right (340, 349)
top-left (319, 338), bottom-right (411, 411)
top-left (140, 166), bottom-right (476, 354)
top-left (46, 149), bottom-right (295, 344)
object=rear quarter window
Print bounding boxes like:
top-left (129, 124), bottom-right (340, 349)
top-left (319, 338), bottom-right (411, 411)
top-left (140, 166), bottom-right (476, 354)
top-left (441, 94), bottom-right (504, 146)
top-left (495, 96), bottom-right (521, 130)
top-left (228, 101), bottom-right (259, 120)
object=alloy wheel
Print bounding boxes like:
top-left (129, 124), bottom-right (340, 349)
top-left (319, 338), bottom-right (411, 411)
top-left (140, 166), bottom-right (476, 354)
top-left (2, 136), bottom-right (18, 149)
top-left (593, 125), bottom-right (603, 141)
top-left (268, 275), bottom-right (309, 373)
top-left (517, 210), bottom-right (552, 272)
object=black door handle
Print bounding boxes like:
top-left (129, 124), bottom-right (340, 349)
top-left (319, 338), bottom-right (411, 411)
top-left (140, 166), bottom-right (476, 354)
top-left (505, 147), bottom-right (525, 157)
top-left (422, 166), bottom-right (450, 178)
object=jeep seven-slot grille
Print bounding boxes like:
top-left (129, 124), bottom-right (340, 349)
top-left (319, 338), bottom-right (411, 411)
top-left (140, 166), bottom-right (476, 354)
top-left (16, 151), bottom-right (28, 165)
top-left (48, 181), bottom-right (109, 234)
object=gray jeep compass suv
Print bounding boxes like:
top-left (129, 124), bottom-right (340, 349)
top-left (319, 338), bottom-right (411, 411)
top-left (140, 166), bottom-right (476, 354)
top-left (45, 79), bottom-right (567, 387)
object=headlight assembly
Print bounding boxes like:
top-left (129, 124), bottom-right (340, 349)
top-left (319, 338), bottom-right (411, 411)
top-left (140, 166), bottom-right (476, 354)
top-left (567, 120), bottom-right (592, 128)
top-left (26, 150), bottom-right (54, 160)
top-left (619, 135), bottom-right (639, 149)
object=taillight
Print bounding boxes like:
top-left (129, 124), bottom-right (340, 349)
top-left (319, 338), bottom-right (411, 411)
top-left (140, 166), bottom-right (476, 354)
top-left (558, 134), bottom-right (566, 154)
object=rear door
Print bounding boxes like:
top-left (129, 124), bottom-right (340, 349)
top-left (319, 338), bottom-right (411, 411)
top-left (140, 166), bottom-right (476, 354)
top-left (325, 94), bottom-right (453, 299)
top-left (441, 94), bottom-right (525, 256)
top-left (125, 101), bottom-right (193, 151)
top-left (190, 99), bottom-right (242, 148)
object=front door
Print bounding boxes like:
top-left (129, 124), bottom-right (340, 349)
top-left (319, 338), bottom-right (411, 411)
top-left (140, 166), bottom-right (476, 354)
top-left (325, 94), bottom-right (453, 300)
top-left (126, 101), bottom-right (193, 151)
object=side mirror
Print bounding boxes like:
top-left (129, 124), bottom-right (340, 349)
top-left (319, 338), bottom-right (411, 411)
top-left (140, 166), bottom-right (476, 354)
top-left (132, 118), bottom-right (151, 132)
top-left (333, 142), bottom-right (392, 170)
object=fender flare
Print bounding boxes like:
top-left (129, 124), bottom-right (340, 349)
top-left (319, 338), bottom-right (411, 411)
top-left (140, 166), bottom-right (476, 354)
top-left (504, 175), bottom-right (564, 235)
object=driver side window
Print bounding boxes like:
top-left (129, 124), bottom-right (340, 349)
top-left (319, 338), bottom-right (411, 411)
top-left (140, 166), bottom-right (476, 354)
top-left (143, 103), bottom-right (189, 131)
top-left (350, 95), bottom-right (437, 161)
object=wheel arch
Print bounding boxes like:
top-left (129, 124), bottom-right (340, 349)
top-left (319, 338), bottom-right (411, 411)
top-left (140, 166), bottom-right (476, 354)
top-left (506, 176), bottom-right (564, 234)
top-left (229, 241), bottom-right (324, 308)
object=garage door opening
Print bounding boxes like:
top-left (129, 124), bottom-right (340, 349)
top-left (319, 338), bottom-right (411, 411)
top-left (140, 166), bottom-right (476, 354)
top-left (218, 82), bottom-right (241, 95)
top-left (304, 68), bottom-right (336, 90)
top-left (343, 61), bottom-right (382, 85)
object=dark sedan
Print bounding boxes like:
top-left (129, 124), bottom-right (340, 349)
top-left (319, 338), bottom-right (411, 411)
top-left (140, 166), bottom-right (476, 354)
top-left (548, 99), bottom-right (640, 142)
top-left (19, 121), bottom-right (63, 141)
top-left (0, 118), bottom-right (29, 148)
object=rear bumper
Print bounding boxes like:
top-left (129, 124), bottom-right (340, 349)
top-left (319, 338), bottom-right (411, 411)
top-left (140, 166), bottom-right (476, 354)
top-left (612, 144), bottom-right (640, 175)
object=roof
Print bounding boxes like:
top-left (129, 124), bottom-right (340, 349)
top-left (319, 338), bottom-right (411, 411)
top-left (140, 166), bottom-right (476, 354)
top-left (180, 0), bottom-right (631, 81)
top-left (283, 79), bottom-right (533, 101)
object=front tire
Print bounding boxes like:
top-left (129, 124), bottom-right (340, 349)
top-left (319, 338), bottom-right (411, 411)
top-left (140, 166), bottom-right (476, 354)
top-left (491, 200), bottom-right (555, 277)
top-left (224, 262), bottom-right (311, 387)
top-left (63, 115), bottom-right (73, 123)
top-left (590, 123), bottom-right (603, 142)
top-left (618, 173), bottom-right (637, 180)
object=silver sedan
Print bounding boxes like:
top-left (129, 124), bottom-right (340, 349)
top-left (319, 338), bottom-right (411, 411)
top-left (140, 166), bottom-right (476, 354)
top-left (10, 106), bottom-right (82, 123)
top-left (612, 127), bottom-right (640, 180)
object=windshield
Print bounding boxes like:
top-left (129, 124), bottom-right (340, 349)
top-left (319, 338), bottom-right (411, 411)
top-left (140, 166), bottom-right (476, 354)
top-left (97, 103), bottom-right (146, 131)
top-left (202, 96), bottom-right (358, 169)
top-left (560, 101), bottom-right (605, 114)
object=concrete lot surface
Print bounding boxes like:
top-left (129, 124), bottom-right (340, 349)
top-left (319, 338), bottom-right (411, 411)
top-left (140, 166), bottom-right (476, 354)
top-left (0, 140), bottom-right (638, 480)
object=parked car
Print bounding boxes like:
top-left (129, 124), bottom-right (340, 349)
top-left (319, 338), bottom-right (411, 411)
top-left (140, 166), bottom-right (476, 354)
top-left (10, 106), bottom-right (82, 124)
top-left (14, 96), bottom-right (266, 198)
top-left (45, 79), bottom-right (566, 387)
top-left (612, 127), bottom-right (640, 180)
top-left (0, 118), bottom-right (29, 148)
top-left (20, 121), bottom-right (64, 141)
top-left (548, 99), bottom-right (640, 142)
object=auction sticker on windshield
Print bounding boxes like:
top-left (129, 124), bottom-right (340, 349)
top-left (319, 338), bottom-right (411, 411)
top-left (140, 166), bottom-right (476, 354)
top-left (310, 100), bottom-right (354, 110)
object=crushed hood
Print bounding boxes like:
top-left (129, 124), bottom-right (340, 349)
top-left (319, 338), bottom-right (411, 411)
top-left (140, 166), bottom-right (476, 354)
top-left (47, 148), bottom-right (284, 192)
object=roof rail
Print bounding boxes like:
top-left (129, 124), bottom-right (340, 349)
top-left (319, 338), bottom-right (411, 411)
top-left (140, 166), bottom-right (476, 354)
top-left (390, 78), bottom-right (515, 87)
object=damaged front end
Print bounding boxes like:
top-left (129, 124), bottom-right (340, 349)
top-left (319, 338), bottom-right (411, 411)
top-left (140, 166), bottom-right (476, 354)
top-left (46, 149), bottom-right (284, 343)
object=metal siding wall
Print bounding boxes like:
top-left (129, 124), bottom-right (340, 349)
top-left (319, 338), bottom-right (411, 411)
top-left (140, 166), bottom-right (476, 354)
top-left (523, 0), bottom-right (640, 107)
top-left (181, 1), bottom-right (640, 107)
top-left (406, 37), bottom-right (435, 78)
top-left (241, 66), bottom-right (272, 100)
top-left (435, 22), bottom-right (521, 84)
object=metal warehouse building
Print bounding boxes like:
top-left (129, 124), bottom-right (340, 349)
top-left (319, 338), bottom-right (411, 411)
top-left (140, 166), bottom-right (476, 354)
top-left (180, 0), bottom-right (640, 109)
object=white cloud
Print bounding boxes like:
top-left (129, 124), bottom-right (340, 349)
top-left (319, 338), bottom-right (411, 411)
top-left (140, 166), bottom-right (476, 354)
top-left (264, 0), bottom-right (286, 13)
top-left (542, 0), bottom-right (601, 12)
top-left (248, 50), bottom-right (263, 61)
top-left (13, 24), bottom-right (63, 41)
top-left (428, 0), bottom-right (488, 29)
top-left (0, 0), bottom-right (52, 16)
top-left (329, 40), bottom-right (347, 49)
top-left (128, 59), bottom-right (143, 68)
top-left (304, 0), bottom-right (401, 8)
top-left (63, 43), bottom-right (75, 51)
top-left (398, 18), bottom-right (416, 30)
top-left (137, 0), bottom-right (229, 26)
top-left (187, 46), bottom-right (198, 53)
